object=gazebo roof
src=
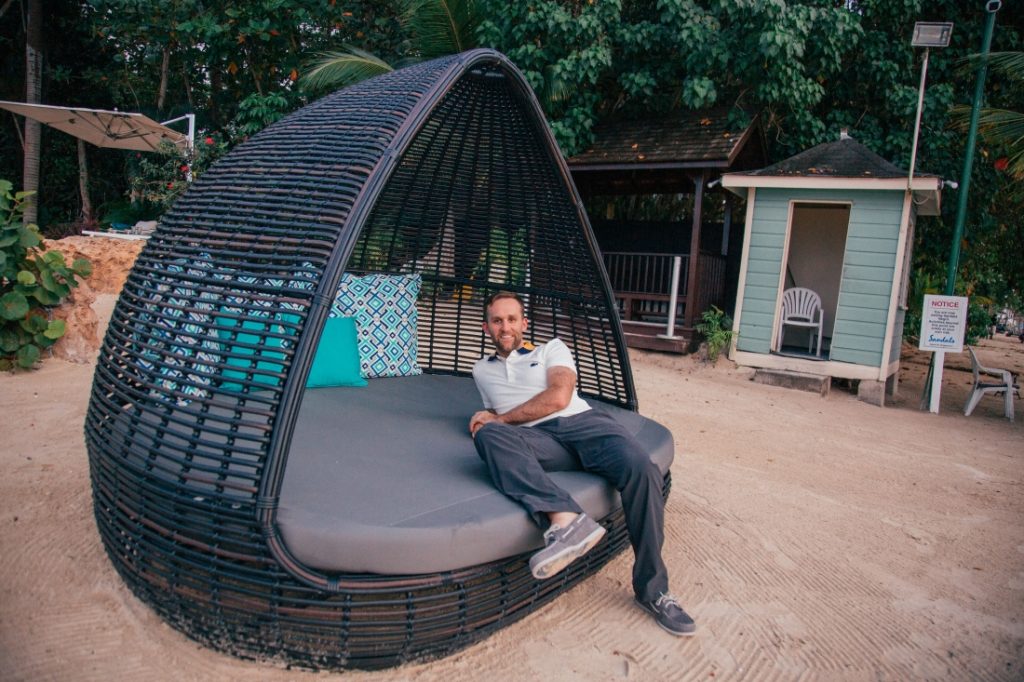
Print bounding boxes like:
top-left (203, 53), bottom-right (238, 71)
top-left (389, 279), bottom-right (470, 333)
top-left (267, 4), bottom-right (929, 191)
top-left (567, 108), bottom-right (759, 171)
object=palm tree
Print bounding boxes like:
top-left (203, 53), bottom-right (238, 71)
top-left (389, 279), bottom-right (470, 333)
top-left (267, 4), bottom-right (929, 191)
top-left (301, 0), bottom-right (479, 93)
top-left (952, 51), bottom-right (1024, 189)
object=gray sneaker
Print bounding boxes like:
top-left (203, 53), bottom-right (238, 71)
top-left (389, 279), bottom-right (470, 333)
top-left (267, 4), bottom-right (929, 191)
top-left (636, 592), bottom-right (696, 636)
top-left (529, 513), bottom-right (607, 579)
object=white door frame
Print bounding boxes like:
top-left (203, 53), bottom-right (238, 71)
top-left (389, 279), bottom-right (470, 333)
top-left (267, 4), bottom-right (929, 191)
top-left (772, 199), bottom-right (853, 353)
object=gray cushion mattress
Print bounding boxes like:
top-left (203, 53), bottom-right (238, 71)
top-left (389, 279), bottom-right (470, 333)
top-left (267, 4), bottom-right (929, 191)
top-left (278, 374), bottom-right (674, 574)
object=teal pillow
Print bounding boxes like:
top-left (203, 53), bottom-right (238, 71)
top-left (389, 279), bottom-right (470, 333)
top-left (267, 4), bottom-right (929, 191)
top-left (216, 312), bottom-right (299, 392)
top-left (306, 317), bottom-right (367, 388)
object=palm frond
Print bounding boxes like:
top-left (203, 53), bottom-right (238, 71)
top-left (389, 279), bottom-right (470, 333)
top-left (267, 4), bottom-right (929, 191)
top-left (400, 0), bottom-right (478, 60)
top-left (978, 108), bottom-right (1024, 146)
top-left (956, 50), bottom-right (1024, 82)
top-left (950, 106), bottom-right (1024, 192)
top-left (540, 65), bottom-right (574, 106)
top-left (952, 104), bottom-right (1024, 139)
top-left (299, 47), bottom-right (394, 93)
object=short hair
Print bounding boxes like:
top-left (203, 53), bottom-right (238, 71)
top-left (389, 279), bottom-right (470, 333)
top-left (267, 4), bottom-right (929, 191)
top-left (483, 291), bottom-right (525, 320)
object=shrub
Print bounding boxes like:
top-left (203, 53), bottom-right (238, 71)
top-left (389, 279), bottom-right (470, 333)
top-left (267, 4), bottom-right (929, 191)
top-left (0, 180), bottom-right (92, 370)
top-left (965, 302), bottom-right (992, 345)
top-left (695, 305), bottom-right (735, 363)
top-left (126, 133), bottom-right (229, 212)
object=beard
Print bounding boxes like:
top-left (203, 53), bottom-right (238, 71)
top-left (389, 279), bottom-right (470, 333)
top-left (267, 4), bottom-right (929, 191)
top-left (492, 331), bottom-right (522, 356)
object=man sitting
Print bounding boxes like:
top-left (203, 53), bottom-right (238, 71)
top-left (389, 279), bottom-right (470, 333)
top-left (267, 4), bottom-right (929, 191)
top-left (469, 292), bottom-right (695, 636)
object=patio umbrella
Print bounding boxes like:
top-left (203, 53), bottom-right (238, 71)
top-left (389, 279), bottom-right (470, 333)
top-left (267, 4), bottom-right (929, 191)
top-left (0, 101), bottom-right (189, 152)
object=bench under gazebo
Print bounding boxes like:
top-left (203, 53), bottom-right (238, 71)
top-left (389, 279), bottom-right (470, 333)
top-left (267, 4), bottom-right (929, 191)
top-left (84, 49), bottom-right (674, 670)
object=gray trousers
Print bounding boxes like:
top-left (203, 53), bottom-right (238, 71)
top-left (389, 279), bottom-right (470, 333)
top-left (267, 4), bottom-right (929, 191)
top-left (473, 409), bottom-right (669, 602)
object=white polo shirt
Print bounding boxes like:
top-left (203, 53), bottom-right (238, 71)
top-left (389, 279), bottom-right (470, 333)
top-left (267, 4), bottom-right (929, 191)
top-left (472, 338), bottom-right (592, 426)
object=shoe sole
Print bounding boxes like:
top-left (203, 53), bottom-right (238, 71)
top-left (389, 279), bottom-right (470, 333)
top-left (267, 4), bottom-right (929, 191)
top-left (530, 525), bottom-right (607, 579)
top-left (635, 600), bottom-right (697, 637)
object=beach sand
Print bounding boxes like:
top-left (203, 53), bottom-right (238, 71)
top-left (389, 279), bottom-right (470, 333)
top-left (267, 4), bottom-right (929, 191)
top-left (1, 238), bottom-right (1022, 680)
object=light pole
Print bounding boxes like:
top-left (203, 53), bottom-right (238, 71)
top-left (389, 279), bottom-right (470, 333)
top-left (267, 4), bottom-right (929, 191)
top-left (917, 4), bottom-right (1004, 412)
top-left (945, 1), bottom-right (1001, 296)
top-left (909, 22), bottom-right (954, 413)
top-left (907, 22), bottom-right (953, 190)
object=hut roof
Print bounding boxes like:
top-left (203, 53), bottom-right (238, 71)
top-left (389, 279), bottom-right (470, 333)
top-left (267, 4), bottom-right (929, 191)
top-left (733, 134), bottom-right (936, 179)
top-left (722, 132), bottom-right (943, 216)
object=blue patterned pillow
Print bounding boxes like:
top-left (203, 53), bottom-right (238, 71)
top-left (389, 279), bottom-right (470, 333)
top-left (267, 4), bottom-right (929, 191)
top-left (331, 273), bottom-right (421, 378)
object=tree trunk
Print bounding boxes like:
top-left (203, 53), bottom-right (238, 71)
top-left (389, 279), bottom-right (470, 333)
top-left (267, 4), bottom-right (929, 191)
top-left (181, 63), bottom-right (194, 111)
top-left (209, 68), bottom-right (222, 127)
top-left (23, 0), bottom-right (42, 225)
top-left (77, 139), bottom-right (93, 224)
top-left (157, 46), bottom-right (170, 111)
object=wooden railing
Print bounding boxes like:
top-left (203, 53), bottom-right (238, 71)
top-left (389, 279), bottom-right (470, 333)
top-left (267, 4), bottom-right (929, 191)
top-left (603, 252), bottom-right (687, 324)
top-left (602, 251), bottom-right (726, 329)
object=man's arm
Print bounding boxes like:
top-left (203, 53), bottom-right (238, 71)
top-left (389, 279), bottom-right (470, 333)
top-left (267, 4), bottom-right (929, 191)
top-left (470, 366), bottom-right (576, 436)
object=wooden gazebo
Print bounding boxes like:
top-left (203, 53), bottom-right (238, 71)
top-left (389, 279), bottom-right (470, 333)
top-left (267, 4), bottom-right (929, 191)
top-left (569, 109), bottom-right (766, 352)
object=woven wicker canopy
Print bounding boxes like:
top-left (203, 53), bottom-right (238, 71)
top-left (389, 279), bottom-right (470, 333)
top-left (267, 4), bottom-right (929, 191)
top-left (85, 49), bottom-right (656, 669)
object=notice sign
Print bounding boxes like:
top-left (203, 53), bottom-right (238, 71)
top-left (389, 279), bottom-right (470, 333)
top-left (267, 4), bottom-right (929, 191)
top-left (919, 295), bottom-right (968, 352)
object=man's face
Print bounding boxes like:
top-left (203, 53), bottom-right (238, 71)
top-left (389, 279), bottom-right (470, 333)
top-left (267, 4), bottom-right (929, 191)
top-left (484, 297), bottom-right (528, 358)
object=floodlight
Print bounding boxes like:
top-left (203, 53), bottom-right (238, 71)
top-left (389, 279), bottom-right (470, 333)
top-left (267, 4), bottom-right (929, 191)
top-left (912, 22), bottom-right (954, 48)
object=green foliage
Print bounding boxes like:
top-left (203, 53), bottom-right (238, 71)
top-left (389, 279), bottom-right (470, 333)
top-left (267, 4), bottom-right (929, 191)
top-left (300, 0), bottom-right (478, 94)
top-left (965, 302), bottom-right (992, 346)
top-left (951, 51), bottom-right (1024, 194)
top-left (479, 0), bottom-right (618, 153)
top-left (301, 47), bottom-right (394, 92)
top-left (0, 180), bottom-right (91, 370)
top-left (904, 270), bottom-right (940, 342)
top-left (3, 0), bottom-right (1022, 317)
top-left (231, 92), bottom-right (297, 138)
top-left (694, 305), bottom-right (735, 364)
top-left (128, 135), bottom-right (229, 212)
top-left (403, 0), bottom-right (479, 59)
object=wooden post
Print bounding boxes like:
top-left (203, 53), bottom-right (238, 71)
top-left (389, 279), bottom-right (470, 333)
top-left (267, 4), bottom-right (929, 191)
top-left (684, 172), bottom-right (705, 328)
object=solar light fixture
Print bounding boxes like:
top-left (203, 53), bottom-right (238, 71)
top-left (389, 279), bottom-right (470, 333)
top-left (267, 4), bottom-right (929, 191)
top-left (911, 22), bottom-right (954, 48)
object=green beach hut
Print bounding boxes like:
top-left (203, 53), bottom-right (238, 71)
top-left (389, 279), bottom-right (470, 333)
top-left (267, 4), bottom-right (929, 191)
top-left (721, 131), bottom-right (943, 405)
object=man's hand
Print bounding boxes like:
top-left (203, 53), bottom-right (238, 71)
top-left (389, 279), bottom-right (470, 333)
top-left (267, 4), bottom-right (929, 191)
top-left (469, 410), bottom-right (500, 437)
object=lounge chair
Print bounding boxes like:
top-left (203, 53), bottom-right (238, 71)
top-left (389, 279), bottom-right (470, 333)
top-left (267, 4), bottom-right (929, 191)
top-left (964, 346), bottom-right (1018, 420)
top-left (84, 49), bottom-right (673, 671)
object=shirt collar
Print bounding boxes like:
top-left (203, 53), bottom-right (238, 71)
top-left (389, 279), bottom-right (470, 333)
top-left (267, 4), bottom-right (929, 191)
top-left (488, 341), bottom-right (536, 361)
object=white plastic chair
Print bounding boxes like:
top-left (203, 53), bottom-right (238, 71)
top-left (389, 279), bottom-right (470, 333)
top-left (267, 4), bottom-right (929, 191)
top-left (777, 287), bottom-right (823, 357)
top-left (964, 346), bottom-right (1018, 420)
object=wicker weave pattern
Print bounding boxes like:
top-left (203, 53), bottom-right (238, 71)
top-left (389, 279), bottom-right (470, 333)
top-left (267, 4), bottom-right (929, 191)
top-left (85, 50), bottom-right (658, 670)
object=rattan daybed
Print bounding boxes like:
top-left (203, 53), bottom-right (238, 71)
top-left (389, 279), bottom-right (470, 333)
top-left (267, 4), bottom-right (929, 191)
top-left (85, 49), bottom-right (674, 670)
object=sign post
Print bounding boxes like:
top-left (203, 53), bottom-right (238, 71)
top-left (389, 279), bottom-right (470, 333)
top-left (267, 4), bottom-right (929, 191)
top-left (919, 295), bottom-right (969, 413)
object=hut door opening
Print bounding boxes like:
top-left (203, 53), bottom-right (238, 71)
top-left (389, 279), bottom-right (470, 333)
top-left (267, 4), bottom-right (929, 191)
top-left (775, 202), bottom-right (851, 357)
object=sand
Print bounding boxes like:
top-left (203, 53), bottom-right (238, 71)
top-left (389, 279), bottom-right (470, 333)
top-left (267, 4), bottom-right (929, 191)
top-left (1, 239), bottom-right (1022, 680)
